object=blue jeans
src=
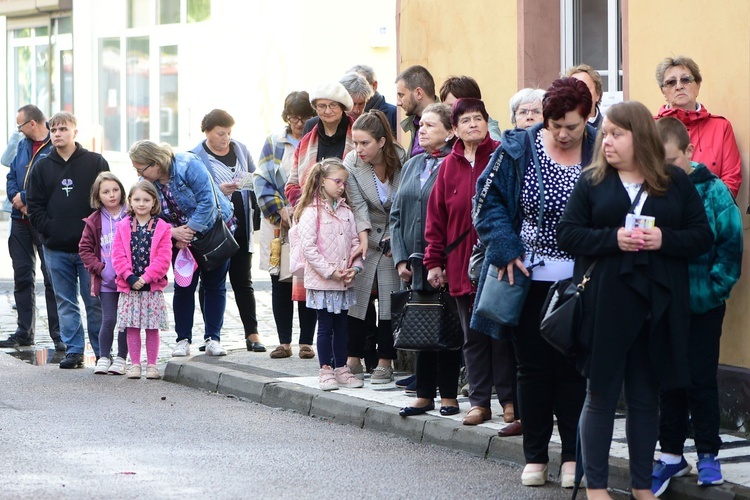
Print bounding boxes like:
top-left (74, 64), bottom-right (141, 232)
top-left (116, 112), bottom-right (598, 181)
top-left (173, 251), bottom-right (229, 343)
top-left (43, 247), bottom-right (102, 356)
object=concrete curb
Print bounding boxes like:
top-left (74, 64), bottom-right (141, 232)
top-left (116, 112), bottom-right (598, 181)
top-left (165, 358), bottom-right (750, 499)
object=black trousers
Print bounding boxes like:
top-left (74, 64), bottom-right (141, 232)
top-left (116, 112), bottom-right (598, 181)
top-left (659, 304), bottom-right (725, 456)
top-left (514, 281), bottom-right (586, 464)
top-left (9, 219), bottom-right (60, 340)
top-left (270, 275), bottom-right (317, 345)
top-left (348, 296), bottom-right (396, 361)
top-left (455, 295), bottom-right (517, 409)
top-left (415, 349), bottom-right (462, 400)
top-left (580, 325), bottom-right (659, 490)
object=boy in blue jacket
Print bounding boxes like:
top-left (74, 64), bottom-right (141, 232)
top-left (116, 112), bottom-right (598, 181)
top-left (651, 117), bottom-right (743, 496)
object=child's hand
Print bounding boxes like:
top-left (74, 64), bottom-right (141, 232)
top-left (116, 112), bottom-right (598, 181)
top-left (341, 268), bottom-right (358, 284)
top-left (132, 277), bottom-right (146, 290)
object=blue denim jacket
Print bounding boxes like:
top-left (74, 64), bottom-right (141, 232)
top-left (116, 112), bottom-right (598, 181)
top-left (153, 152), bottom-right (233, 234)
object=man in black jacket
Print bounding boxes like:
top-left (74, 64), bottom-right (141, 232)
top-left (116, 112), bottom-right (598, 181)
top-left (27, 112), bottom-right (109, 369)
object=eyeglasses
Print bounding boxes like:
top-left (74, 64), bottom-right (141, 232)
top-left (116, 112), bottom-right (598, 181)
top-left (515, 108), bottom-right (542, 117)
top-left (135, 162), bottom-right (155, 175)
top-left (288, 116), bottom-right (307, 124)
top-left (315, 102), bottom-right (341, 112)
top-left (325, 177), bottom-right (347, 187)
top-left (16, 120), bottom-right (32, 131)
top-left (662, 76), bottom-right (695, 89)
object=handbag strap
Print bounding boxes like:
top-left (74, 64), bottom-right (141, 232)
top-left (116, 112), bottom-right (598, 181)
top-left (628, 184), bottom-right (647, 214)
top-left (445, 229), bottom-right (470, 256)
top-left (527, 128), bottom-right (544, 266)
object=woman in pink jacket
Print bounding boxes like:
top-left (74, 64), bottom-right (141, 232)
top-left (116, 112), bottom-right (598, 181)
top-left (112, 180), bottom-right (173, 380)
top-left (294, 159), bottom-right (363, 391)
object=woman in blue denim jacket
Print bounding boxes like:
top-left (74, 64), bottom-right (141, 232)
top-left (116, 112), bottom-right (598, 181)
top-left (129, 140), bottom-right (234, 358)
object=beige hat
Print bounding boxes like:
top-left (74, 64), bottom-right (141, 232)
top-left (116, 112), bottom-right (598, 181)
top-left (310, 81), bottom-right (353, 112)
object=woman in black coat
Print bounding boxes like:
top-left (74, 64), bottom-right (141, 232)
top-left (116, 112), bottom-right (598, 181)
top-left (557, 101), bottom-right (713, 500)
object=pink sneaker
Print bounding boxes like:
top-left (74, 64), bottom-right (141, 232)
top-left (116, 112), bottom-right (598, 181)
top-left (334, 365), bottom-right (364, 388)
top-left (319, 367), bottom-right (339, 391)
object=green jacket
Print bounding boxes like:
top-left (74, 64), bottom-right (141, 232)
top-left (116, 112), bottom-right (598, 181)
top-left (687, 162), bottom-right (743, 313)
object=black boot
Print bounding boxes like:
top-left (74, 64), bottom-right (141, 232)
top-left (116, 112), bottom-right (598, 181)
top-left (59, 352), bottom-right (84, 369)
top-left (0, 334), bottom-right (34, 348)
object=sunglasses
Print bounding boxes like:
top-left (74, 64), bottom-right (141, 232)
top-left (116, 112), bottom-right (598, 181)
top-left (662, 76), bottom-right (695, 89)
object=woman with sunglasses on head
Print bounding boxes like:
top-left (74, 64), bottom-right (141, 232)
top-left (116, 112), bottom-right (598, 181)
top-left (284, 82), bottom-right (355, 333)
top-left (654, 56), bottom-right (742, 198)
top-left (343, 110), bottom-right (407, 383)
top-left (255, 91), bottom-right (319, 360)
top-left (129, 140), bottom-right (234, 358)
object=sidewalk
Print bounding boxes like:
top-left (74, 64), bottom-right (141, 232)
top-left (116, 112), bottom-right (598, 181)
top-left (1, 221), bottom-right (750, 498)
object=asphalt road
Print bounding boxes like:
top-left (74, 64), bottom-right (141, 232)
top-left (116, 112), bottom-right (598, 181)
top-left (0, 354), bottom-right (596, 499)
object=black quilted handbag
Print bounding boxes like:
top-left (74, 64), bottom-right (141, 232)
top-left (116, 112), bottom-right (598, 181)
top-left (391, 253), bottom-right (463, 351)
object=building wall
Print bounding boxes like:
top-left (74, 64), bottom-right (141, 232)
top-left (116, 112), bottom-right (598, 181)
top-left (399, 0), bottom-right (750, 372)
top-left (397, 0), bottom-right (518, 131)
top-left (625, 0), bottom-right (750, 369)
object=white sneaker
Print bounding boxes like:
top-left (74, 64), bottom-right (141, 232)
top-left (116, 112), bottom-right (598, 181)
top-left (319, 367), bottom-right (339, 391)
top-left (127, 364), bottom-right (142, 379)
top-left (145, 364), bottom-right (161, 380)
top-left (204, 339), bottom-right (227, 356)
top-left (109, 356), bottom-right (126, 375)
top-left (94, 357), bottom-right (111, 374)
top-left (172, 339), bottom-right (191, 357)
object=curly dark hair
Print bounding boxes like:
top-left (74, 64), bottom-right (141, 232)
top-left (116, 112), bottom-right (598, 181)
top-left (542, 77), bottom-right (592, 128)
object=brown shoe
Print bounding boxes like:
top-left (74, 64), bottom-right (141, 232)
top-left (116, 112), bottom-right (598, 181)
top-left (502, 403), bottom-right (515, 423)
top-left (269, 345), bottom-right (292, 359)
top-left (299, 345), bottom-right (316, 359)
top-left (497, 420), bottom-right (523, 437)
top-left (462, 406), bottom-right (492, 425)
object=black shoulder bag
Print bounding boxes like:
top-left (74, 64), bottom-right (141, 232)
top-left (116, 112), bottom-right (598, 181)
top-left (190, 181), bottom-right (240, 272)
top-left (539, 184), bottom-right (646, 356)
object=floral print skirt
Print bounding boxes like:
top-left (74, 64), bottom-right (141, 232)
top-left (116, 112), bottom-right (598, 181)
top-left (306, 288), bottom-right (357, 314)
top-left (117, 290), bottom-right (169, 330)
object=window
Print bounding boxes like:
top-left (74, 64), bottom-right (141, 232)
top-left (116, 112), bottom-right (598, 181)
top-left (7, 17), bottom-right (73, 131)
top-left (126, 37), bottom-right (150, 146)
top-left (99, 38), bottom-right (121, 151)
top-left (160, 45), bottom-right (178, 145)
top-left (562, 0), bottom-right (622, 93)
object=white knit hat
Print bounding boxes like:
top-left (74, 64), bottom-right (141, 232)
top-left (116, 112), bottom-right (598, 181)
top-left (310, 81), bottom-right (354, 112)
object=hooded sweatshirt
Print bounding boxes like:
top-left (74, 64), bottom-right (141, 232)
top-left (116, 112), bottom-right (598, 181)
top-left (27, 143), bottom-right (110, 252)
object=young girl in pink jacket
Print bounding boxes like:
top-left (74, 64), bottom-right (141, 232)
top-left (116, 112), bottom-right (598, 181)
top-left (112, 181), bottom-right (172, 380)
top-left (295, 159), bottom-right (364, 391)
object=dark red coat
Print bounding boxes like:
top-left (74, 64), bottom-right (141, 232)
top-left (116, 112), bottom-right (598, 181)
top-left (424, 134), bottom-right (500, 297)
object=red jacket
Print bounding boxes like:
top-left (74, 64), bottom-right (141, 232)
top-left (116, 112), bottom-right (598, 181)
top-left (424, 134), bottom-right (500, 296)
top-left (656, 105), bottom-right (742, 197)
top-left (111, 216), bottom-right (173, 293)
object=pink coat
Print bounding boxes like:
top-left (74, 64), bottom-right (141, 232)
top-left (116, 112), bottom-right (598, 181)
top-left (111, 216), bottom-right (172, 293)
top-left (297, 198), bottom-right (362, 291)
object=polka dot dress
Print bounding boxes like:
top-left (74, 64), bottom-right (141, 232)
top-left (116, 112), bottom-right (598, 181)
top-left (519, 129), bottom-right (581, 263)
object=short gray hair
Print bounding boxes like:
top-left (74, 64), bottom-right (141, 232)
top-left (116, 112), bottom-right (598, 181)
top-left (655, 55), bottom-right (703, 88)
top-left (339, 72), bottom-right (374, 102)
top-left (509, 88), bottom-right (545, 126)
top-left (347, 64), bottom-right (376, 86)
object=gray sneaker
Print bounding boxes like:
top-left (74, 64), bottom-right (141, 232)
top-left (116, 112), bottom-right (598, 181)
top-left (370, 366), bottom-right (393, 385)
top-left (348, 363), bottom-right (365, 380)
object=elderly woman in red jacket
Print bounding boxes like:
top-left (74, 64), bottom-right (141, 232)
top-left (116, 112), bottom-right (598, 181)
top-left (654, 55), bottom-right (742, 197)
top-left (424, 98), bottom-right (501, 426)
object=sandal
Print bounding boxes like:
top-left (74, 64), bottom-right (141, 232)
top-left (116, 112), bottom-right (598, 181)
top-left (269, 345), bottom-right (292, 359)
top-left (299, 345), bottom-right (316, 359)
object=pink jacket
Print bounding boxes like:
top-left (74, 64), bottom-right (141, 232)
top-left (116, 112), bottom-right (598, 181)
top-left (297, 198), bottom-right (362, 291)
top-left (111, 216), bottom-right (173, 293)
top-left (655, 104), bottom-right (742, 197)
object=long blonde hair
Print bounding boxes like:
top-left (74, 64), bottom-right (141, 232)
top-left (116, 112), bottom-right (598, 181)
top-left (294, 158), bottom-right (347, 222)
top-left (587, 101), bottom-right (670, 195)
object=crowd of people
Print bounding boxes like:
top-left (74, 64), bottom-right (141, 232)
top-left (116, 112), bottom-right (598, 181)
top-left (0, 57), bottom-right (744, 499)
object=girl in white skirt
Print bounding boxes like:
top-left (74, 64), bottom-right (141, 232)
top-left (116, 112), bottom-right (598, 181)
top-left (112, 180), bottom-right (173, 379)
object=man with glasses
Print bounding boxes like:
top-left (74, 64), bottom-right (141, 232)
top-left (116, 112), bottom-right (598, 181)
top-left (0, 104), bottom-right (64, 351)
top-left (26, 112), bottom-right (109, 369)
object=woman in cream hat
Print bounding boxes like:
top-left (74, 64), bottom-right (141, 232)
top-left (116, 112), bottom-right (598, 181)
top-left (283, 82), bottom-right (355, 332)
